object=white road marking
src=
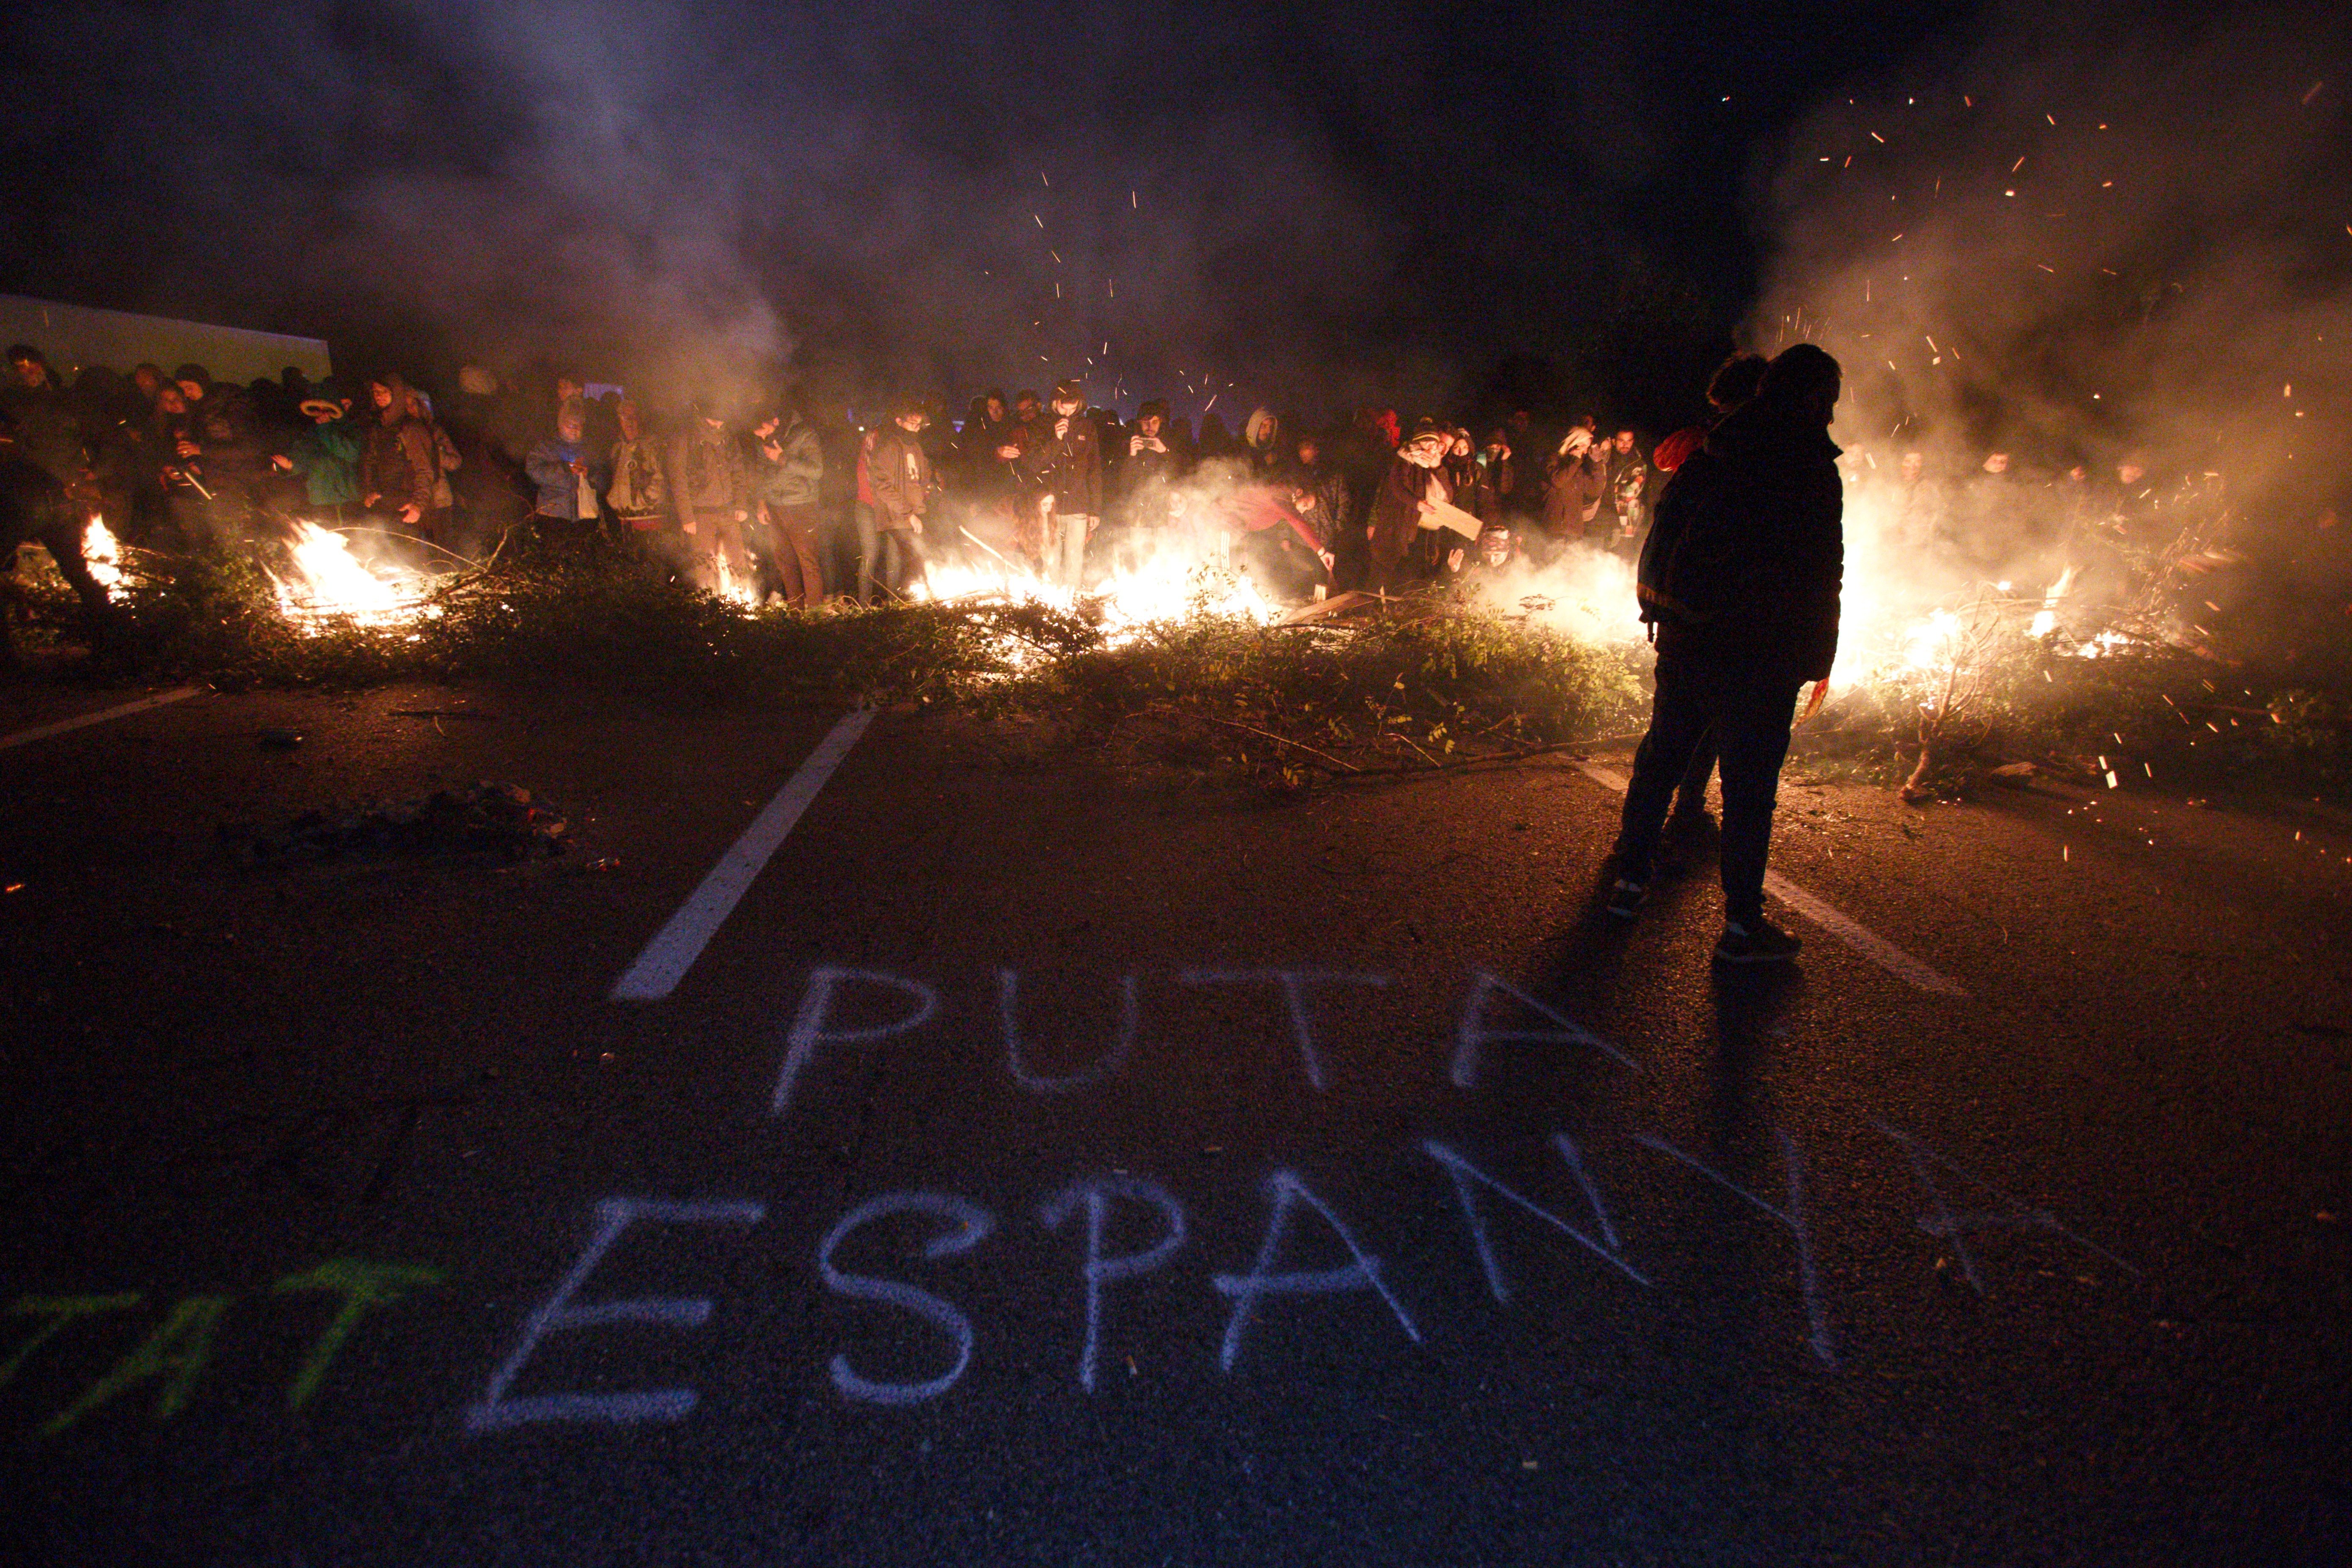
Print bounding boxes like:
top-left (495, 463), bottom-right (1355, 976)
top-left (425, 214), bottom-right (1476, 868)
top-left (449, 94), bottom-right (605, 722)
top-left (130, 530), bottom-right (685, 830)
top-left (610, 709), bottom-right (876, 1002)
top-left (0, 686), bottom-right (201, 752)
top-left (1572, 759), bottom-right (1967, 996)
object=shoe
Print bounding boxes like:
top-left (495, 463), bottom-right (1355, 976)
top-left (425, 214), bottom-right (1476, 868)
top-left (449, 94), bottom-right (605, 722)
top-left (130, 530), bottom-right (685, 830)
top-left (1715, 916), bottom-right (1801, 964)
top-left (1604, 877), bottom-right (1646, 921)
top-left (1664, 806), bottom-right (1717, 840)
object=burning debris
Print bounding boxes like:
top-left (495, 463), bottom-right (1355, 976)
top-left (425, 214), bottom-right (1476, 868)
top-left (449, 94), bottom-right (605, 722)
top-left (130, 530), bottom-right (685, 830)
top-left (226, 782), bottom-right (570, 864)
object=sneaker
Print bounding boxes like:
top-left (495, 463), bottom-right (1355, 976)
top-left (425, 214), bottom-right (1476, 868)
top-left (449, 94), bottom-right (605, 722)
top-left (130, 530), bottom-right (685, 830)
top-left (1715, 916), bottom-right (1802, 964)
top-left (1604, 877), bottom-right (1647, 921)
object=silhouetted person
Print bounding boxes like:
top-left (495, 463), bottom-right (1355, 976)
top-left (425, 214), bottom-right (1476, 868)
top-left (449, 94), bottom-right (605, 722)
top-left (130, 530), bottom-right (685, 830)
top-left (1608, 343), bottom-right (1846, 965)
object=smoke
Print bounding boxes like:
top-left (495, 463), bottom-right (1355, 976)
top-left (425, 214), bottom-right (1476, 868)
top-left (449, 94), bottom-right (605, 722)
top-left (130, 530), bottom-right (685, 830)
top-left (1749, 3), bottom-right (2352, 628)
top-left (0, 0), bottom-right (1854, 423)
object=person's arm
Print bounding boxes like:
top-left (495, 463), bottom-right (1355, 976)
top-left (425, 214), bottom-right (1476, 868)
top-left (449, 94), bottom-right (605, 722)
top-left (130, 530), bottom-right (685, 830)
top-left (782, 425), bottom-right (824, 492)
top-left (398, 423), bottom-right (437, 516)
top-left (869, 434), bottom-right (908, 522)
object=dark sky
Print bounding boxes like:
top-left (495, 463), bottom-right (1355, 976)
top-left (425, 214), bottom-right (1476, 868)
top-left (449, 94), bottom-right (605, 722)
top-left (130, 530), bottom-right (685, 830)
top-left (0, 0), bottom-right (1995, 422)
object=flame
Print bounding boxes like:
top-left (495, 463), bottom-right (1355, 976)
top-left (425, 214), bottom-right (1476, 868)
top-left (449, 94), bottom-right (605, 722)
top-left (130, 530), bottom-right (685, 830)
top-left (2028, 565), bottom-right (2079, 639)
top-left (267, 521), bottom-right (430, 627)
top-left (83, 518), bottom-right (124, 598)
top-left (915, 535), bottom-right (1279, 644)
top-left (709, 550), bottom-right (762, 608)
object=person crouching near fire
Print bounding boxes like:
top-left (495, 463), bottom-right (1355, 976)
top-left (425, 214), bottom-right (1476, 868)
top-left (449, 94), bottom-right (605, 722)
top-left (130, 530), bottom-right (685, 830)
top-left (1605, 343), bottom-right (1845, 966)
top-left (865, 396), bottom-right (935, 599)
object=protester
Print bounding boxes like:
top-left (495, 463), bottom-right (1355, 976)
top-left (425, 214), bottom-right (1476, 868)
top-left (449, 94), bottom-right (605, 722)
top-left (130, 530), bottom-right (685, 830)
top-left (605, 398), bottom-right (668, 541)
top-left (1609, 343), bottom-right (1846, 964)
top-left (274, 382), bottom-right (361, 522)
top-left (523, 399), bottom-right (602, 547)
top-left (750, 400), bottom-right (825, 607)
top-left (668, 399), bottom-right (749, 589)
top-left (1367, 419), bottom-right (1455, 593)
top-left (360, 374), bottom-right (440, 536)
top-left (1538, 426), bottom-right (1607, 559)
top-left (866, 397), bottom-right (935, 598)
top-left (1023, 379), bottom-right (1103, 590)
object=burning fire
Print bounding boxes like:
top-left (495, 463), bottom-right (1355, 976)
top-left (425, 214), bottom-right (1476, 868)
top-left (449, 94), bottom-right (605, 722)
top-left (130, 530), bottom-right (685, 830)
top-left (916, 539), bottom-right (1280, 644)
top-left (267, 521), bottom-right (431, 627)
top-left (83, 518), bottom-right (125, 598)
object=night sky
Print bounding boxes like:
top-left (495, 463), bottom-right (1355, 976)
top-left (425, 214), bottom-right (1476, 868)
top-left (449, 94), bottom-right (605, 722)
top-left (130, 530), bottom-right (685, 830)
top-left (0, 1), bottom-right (2343, 446)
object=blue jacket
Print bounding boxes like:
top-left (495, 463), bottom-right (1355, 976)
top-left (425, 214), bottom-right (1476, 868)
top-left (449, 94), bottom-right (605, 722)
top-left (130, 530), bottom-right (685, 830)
top-left (525, 437), bottom-right (595, 520)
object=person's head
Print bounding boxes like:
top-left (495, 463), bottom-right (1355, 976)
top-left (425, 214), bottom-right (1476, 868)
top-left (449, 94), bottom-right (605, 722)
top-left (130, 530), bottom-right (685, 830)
top-left (2118, 454), bottom-right (2146, 486)
top-left (155, 385), bottom-right (187, 415)
top-left (130, 363), bottom-right (164, 399)
top-left (1900, 450), bottom-right (1925, 481)
top-left (985, 391), bottom-right (1007, 421)
top-left (1758, 344), bottom-right (1841, 426)
top-left (173, 363), bottom-right (209, 402)
top-left (1981, 451), bottom-right (2010, 476)
top-left (1450, 431), bottom-right (1473, 457)
top-left (369, 379), bottom-right (396, 411)
top-left (893, 395), bottom-right (928, 432)
top-left (1402, 419), bottom-right (1449, 468)
top-left (750, 409), bottom-right (780, 441)
top-left (617, 398), bottom-right (643, 441)
top-left (1707, 351), bottom-right (1770, 413)
top-left (1295, 434), bottom-right (1320, 467)
top-left (1483, 429), bottom-right (1510, 458)
top-left (1052, 379), bottom-right (1084, 417)
top-left (8, 345), bottom-right (50, 388)
top-left (1015, 389), bottom-right (1042, 419)
top-left (459, 364), bottom-right (499, 396)
top-left (1507, 408), bottom-right (1532, 432)
top-left (555, 374), bottom-right (584, 404)
top-left (1560, 426), bottom-right (1593, 458)
top-left (556, 399), bottom-right (586, 443)
top-left (1612, 428), bottom-right (1636, 454)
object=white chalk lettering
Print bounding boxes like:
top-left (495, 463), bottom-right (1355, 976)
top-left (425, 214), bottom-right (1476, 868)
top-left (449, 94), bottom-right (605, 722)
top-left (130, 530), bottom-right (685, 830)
top-left (1213, 1170), bottom-right (1420, 1373)
top-left (1422, 1137), bottom-right (1650, 1301)
top-left (772, 968), bottom-right (940, 1115)
top-left (999, 970), bottom-right (1139, 1094)
top-left (1177, 969), bottom-right (1389, 1091)
top-left (1037, 1175), bottom-right (1188, 1392)
top-left (1632, 1129), bottom-right (1835, 1367)
top-left (818, 1193), bottom-right (996, 1406)
top-left (1873, 1120), bottom-right (2140, 1294)
top-left (464, 1197), bottom-right (765, 1433)
top-left (1450, 969), bottom-right (1638, 1090)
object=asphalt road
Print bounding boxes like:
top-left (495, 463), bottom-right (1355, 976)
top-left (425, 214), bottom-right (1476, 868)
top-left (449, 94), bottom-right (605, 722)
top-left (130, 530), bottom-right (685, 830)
top-left (0, 677), bottom-right (2346, 1566)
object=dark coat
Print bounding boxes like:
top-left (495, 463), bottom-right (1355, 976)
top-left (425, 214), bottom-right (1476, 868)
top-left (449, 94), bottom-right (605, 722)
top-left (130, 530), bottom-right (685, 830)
top-left (1367, 455), bottom-right (1440, 580)
top-left (868, 424), bottom-right (935, 527)
top-left (1021, 410), bottom-right (1103, 517)
top-left (1653, 399), bottom-right (1844, 682)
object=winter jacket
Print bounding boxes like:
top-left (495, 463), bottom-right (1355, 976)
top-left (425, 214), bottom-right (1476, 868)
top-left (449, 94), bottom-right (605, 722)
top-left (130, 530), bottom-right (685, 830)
top-left (289, 418), bottom-right (362, 508)
top-left (1542, 446), bottom-right (1607, 538)
top-left (606, 437), bottom-right (667, 521)
top-left (1368, 456), bottom-right (1442, 575)
top-left (752, 414), bottom-right (824, 510)
top-left (667, 424), bottom-right (745, 520)
top-left (1020, 410), bottom-right (1103, 517)
top-left (867, 424), bottom-right (935, 527)
top-left (1652, 398), bottom-right (1843, 681)
top-left (525, 436), bottom-right (598, 520)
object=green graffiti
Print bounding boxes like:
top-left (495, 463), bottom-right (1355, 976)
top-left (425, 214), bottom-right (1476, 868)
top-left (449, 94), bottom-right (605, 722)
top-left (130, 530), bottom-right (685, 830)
top-left (38, 1295), bottom-right (232, 1437)
top-left (274, 1259), bottom-right (445, 1410)
top-left (1, 1295), bottom-right (143, 1389)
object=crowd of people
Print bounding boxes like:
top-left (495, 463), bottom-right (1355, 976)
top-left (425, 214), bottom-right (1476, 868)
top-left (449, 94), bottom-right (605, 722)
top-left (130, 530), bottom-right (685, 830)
top-left (0, 343), bottom-right (1701, 612)
top-left (0, 333), bottom-right (2283, 645)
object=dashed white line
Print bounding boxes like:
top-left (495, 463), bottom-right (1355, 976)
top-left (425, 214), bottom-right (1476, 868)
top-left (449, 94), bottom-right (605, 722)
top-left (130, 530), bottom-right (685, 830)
top-left (610, 709), bottom-right (876, 1002)
top-left (0, 686), bottom-right (202, 752)
top-left (1572, 759), bottom-right (1967, 996)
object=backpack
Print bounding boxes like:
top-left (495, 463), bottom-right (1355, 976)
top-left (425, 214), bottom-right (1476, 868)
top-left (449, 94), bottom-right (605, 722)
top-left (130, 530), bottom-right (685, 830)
top-left (1634, 446), bottom-right (1751, 632)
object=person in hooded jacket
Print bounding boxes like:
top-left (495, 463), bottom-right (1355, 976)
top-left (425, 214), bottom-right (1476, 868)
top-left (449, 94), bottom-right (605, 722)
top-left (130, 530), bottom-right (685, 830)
top-left (524, 398), bottom-right (603, 547)
top-left (360, 374), bottom-right (440, 534)
top-left (866, 396), bottom-right (935, 598)
top-left (1241, 407), bottom-right (1283, 477)
top-left (1020, 379), bottom-right (1103, 589)
top-left (1605, 343), bottom-right (1845, 965)
top-left (668, 399), bottom-right (750, 588)
top-left (272, 382), bottom-right (362, 521)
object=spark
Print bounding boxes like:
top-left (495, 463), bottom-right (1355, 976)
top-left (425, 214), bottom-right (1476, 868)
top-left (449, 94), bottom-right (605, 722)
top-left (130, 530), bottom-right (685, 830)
top-left (1033, 213), bottom-right (1044, 228)
top-left (2012, 156), bottom-right (2026, 172)
top-left (1041, 170), bottom-right (1050, 185)
top-left (2303, 80), bottom-right (2326, 105)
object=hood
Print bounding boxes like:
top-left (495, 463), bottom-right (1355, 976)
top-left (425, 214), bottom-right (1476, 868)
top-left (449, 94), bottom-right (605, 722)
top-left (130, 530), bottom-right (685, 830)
top-left (1243, 407), bottom-right (1279, 448)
